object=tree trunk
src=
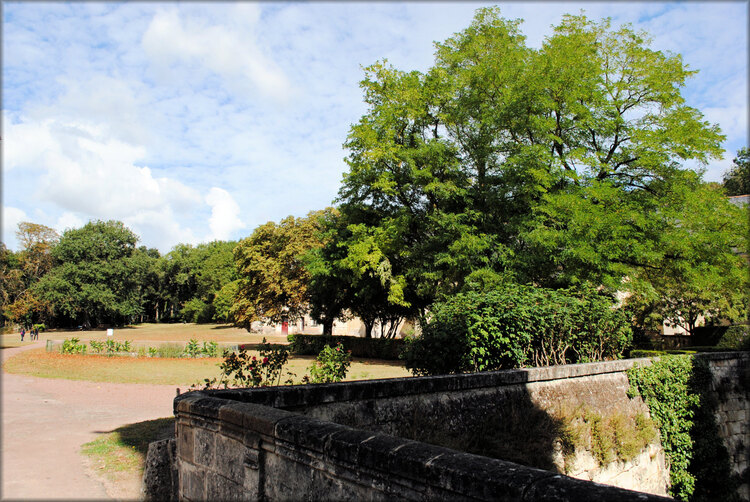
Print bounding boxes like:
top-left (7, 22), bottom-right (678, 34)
top-left (323, 319), bottom-right (333, 336)
top-left (364, 320), bottom-right (374, 339)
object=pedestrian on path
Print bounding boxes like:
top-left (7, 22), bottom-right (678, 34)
top-left (20, 328), bottom-right (25, 341)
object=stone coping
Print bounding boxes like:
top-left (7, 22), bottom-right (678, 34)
top-left (176, 351), bottom-right (748, 413)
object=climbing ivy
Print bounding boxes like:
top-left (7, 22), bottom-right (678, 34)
top-left (627, 355), bottom-right (739, 501)
top-left (628, 356), bottom-right (698, 501)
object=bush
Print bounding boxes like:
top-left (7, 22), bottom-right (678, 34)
top-left (199, 339), bottom-right (292, 389)
top-left (403, 284), bottom-right (632, 376)
top-left (305, 343), bottom-right (352, 384)
top-left (61, 337), bottom-right (86, 354)
top-left (153, 343), bottom-right (185, 358)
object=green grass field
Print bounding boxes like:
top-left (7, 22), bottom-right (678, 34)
top-left (1, 322), bottom-right (412, 385)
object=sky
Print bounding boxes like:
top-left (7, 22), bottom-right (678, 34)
top-left (3, 2), bottom-right (748, 253)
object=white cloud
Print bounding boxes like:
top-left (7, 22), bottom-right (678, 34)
top-left (2, 206), bottom-right (27, 250)
top-left (55, 212), bottom-right (84, 234)
top-left (141, 7), bottom-right (292, 102)
top-left (205, 187), bottom-right (244, 241)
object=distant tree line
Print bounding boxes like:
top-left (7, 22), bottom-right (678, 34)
top-left (1, 220), bottom-right (238, 329)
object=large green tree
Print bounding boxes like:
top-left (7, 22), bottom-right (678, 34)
top-left (232, 210), bottom-right (328, 330)
top-left (332, 8), bottom-right (738, 327)
top-left (35, 220), bottom-right (143, 327)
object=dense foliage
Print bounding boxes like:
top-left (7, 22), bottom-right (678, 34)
top-left (403, 285), bottom-right (631, 376)
top-left (2, 220), bottom-right (239, 329)
top-left (231, 210), bottom-right (330, 330)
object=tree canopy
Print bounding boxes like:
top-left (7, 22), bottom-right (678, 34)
top-left (232, 210), bottom-right (329, 329)
top-left (330, 7), bottom-right (741, 329)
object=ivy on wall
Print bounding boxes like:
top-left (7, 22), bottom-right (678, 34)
top-left (627, 355), bottom-right (739, 501)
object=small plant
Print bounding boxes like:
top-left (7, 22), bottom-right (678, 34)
top-left (148, 347), bottom-right (158, 357)
top-left (119, 340), bottom-right (132, 353)
top-left (61, 337), bottom-right (87, 355)
top-left (201, 340), bottom-right (219, 357)
top-left (89, 340), bottom-right (104, 354)
top-left (305, 343), bottom-right (352, 384)
top-left (183, 338), bottom-right (201, 358)
top-left (104, 339), bottom-right (118, 356)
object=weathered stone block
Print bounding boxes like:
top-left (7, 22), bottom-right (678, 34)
top-left (194, 428), bottom-right (216, 467)
top-left (142, 438), bottom-right (177, 501)
top-left (180, 465), bottom-right (205, 501)
top-left (177, 424), bottom-right (194, 464)
top-left (214, 435), bottom-right (245, 483)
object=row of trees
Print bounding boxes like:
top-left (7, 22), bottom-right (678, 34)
top-left (2, 9), bottom-right (747, 344)
top-left (1, 221), bottom-right (238, 329)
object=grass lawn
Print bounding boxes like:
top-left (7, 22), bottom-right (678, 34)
top-left (3, 323), bottom-right (276, 348)
top-left (3, 348), bottom-right (411, 385)
top-left (47, 322), bottom-right (291, 344)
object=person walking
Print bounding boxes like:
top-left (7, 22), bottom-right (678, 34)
top-left (20, 328), bottom-right (25, 342)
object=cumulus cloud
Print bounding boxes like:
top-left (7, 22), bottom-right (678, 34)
top-left (205, 187), bottom-right (244, 241)
top-left (141, 6), bottom-right (292, 101)
top-left (3, 114), bottom-right (205, 252)
top-left (55, 212), bottom-right (84, 234)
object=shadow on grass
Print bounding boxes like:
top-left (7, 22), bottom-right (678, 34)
top-left (93, 417), bottom-right (175, 458)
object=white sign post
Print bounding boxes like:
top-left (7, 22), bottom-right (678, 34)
top-left (107, 328), bottom-right (114, 337)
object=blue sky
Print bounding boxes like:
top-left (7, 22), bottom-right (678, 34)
top-left (3, 2), bottom-right (747, 253)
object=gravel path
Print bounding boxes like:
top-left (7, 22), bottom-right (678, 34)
top-left (1, 343), bottom-right (179, 500)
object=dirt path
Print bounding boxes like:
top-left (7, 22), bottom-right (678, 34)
top-left (1, 343), bottom-right (179, 500)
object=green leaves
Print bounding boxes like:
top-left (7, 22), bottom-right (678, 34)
top-left (403, 285), bottom-right (631, 376)
top-left (334, 7), bottom-right (738, 323)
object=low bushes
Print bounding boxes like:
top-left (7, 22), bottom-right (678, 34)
top-left (403, 285), bottom-right (632, 376)
top-left (288, 334), bottom-right (405, 359)
top-left (58, 338), bottom-right (221, 358)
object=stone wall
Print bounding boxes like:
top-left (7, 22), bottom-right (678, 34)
top-left (168, 352), bottom-right (749, 501)
top-left (706, 352), bottom-right (750, 500)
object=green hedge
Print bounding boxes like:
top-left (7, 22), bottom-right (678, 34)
top-left (287, 334), bottom-right (405, 360)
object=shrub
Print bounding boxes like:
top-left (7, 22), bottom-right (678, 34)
top-left (201, 341), bottom-right (219, 357)
top-left (305, 343), bottom-right (352, 384)
top-left (403, 284), bottom-right (632, 376)
top-left (89, 340), bottom-right (104, 354)
top-left (154, 343), bottom-right (185, 358)
top-left (199, 339), bottom-right (292, 389)
top-left (183, 338), bottom-right (201, 358)
top-left (61, 337), bottom-right (87, 354)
